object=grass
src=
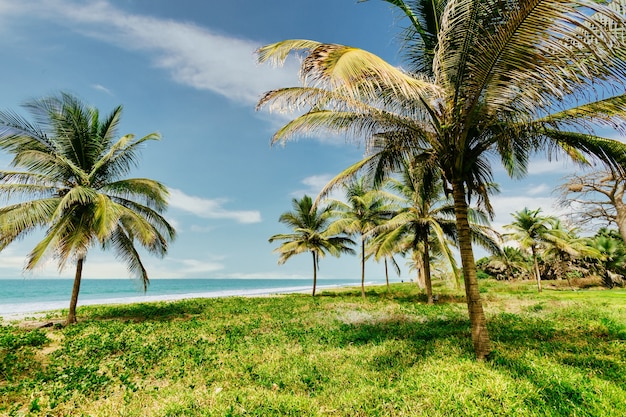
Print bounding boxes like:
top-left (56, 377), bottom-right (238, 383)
top-left (1, 280), bottom-right (625, 416)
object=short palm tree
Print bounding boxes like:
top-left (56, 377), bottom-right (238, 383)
top-left (269, 195), bottom-right (355, 296)
top-left (329, 178), bottom-right (395, 298)
top-left (257, 1), bottom-right (626, 359)
top-left (0, 93), bottom-right (176, 324)
top-left (504, 208), bottom-right (572, 292)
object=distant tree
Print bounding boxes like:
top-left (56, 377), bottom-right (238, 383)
top-left (366, 231), bottom-right (401, 293)
top-left (559, 169), bottom-right (626, 243)
top-left (269, 195), bottom-right (355, 296)
top-left (504, 209), bottom-right (591, 292)
top-left (477, 246), bottom-right (530, 281)
top-left (587, 228), bottom-right (626, 288)
top-left (329, 178), bottom-right (395, 298)
top-left (0, 93), bottom-right (176, 324)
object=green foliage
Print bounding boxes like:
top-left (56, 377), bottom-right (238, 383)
top-left (1, 282), bottom-right (625, 416)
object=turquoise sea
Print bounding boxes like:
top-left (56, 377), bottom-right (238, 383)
top-left (0, 278), bottom-right (369, 317)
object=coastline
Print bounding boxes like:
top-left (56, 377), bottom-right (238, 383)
top-left (0, 281), bottom-right (368, 324)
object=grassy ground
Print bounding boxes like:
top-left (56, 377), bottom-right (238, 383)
top-left (1, 280), bottom-right (625, 416)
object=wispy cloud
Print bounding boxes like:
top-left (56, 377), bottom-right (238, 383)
top-left (290, 174), bottom-right (347, 202)
top-left (291, 174), bottom-right (334, 197)
top-left (169, 188), bottom-right (261, 224)
top-left (489, 195), bottom-right (566, 232)
top-left (91, 84), bottom-right (113, 95)
top-left (1, 0), bottom-right (299, 105)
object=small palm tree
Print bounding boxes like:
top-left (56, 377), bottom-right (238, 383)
top-left (329, 178), bottom-right (395, 298)
top-left (269, 195), bottom-right (355, 296)
top-left (0, 93), bottom-right (176, 324)
top-left (504, 208), bottom-right (564, 292)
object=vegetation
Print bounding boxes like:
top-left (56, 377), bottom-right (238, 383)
top-left (0, 93), bottom-right (176, 324)
top-left (269, 195), bottom-right (355, 296)
top-left (257, 0), bottom-right (626, 359)
top-left (1, 281), bottom-right (625, 416)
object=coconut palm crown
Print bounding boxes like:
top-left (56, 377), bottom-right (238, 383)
top-left (269, 195), bottom-right (355, 296)
top-left (257, 0), bottom-right (626, 359)
top-left (0, 92), bottom-right (176, 323)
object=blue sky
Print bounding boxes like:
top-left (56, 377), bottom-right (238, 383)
top-left (0, 0), bottom-right (604, 282)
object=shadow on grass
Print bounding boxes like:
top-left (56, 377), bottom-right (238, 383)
top-left (318, 286), bottom-right (467, 304)
top-left (79, 299), bottom-right (211, 322)
top-left (487, 311), bottom-right (626, 415)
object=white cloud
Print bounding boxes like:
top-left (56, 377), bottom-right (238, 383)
top-left (489, 195), bottom-right (566, 232)
top-left (6, 0), bottom-right (299, 105)
top-left (291, 174), bottom-right (334, 197)
top-left (92, 84), bottom-right (113, 95)
top-left (169, 188), bottom-right (261, 224)
top-left (291, 174), bottom-right (347, 203)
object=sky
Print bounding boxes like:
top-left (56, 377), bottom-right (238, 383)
top-left (0, 0), bottom-right (616, 282)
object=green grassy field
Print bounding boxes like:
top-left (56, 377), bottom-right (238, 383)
top-left (1, 280), bottom-right (625, 416)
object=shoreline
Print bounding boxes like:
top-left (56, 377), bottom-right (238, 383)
top-left (0, 281), bottom-right (369, 323)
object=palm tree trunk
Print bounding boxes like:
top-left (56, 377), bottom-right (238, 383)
top-left (423, 241), bottom-right (433, 304)
top-left (312, 251), bottom-right (317, 296)
top-left (452, 181), bottom-right (491, 360)
top-left (67, 257), bottom-right (85, 324)
top-left (531, 247), bottom-right (542, 293)
top-left (360, 237), bottom-right (366, 298)
top-left (384, 258), bottom-right (390, 292)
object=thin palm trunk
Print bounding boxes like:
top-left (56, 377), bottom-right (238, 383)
top-left (452, 181), bottom-right (491, 360)
top-left (312, 251), bottom-right (317, 296)
top-left (531, 247), bottom-right (542, 293)
top-left (384, 258), bottom-right (390, 292)
top-left (67, 257), bottom-right (85, 324)
top-left (423, 241), bottom-right (433, 304)
top-left (360, 237), bottom-right (366, 298)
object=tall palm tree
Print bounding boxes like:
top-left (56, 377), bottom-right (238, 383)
top-left (0, 93), bottom-right (176, 324)
top-left (257, 1), bottom-right (626, 359)
top-left (377, 162), bottom-right (458, 303)
top-left (376, 160), bottom-right (500, 302)
top-left (329, 178), bottom-right (395, 298)
top-left (269, 195), bottom-right (355, 296)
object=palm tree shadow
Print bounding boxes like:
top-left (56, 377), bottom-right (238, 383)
top-left (488, 313), bottom-right (626, 412)
top-left (81, 300), bottom-right (209, 322)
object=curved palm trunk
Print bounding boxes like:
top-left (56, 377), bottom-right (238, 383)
top-left (312, 251), bottom-right (317, 296)
top-left (360, 237), bottom-right (366, 298)
top-left (423, 241), bottom-right (433, 304)
top-left (452, 181), bottom-right (491, 360)
top-left (531, 247), bottom-right (542, 293)
top-left (67, 257), bottom-right (85, 324)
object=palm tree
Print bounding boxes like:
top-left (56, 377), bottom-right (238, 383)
top-left (504, 208), bottom-right (583, 292)
top-left (366, 230), bottom-right (401, 293)
top-left (0, 92), bottom-right (176, 324)
top-left (257, 1), bottom-right (626, 359)
top-left (329, 178), bottom-right (395, 298)
top-left (587, 228), bottom-right (626, 288)
top-left (376, 162), bottom-right (458, 303)
top-left (269, 195), bottom-right (355, 296)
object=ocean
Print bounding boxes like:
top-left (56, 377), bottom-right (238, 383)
top-left (0, 278), bottom-right (368, 318)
